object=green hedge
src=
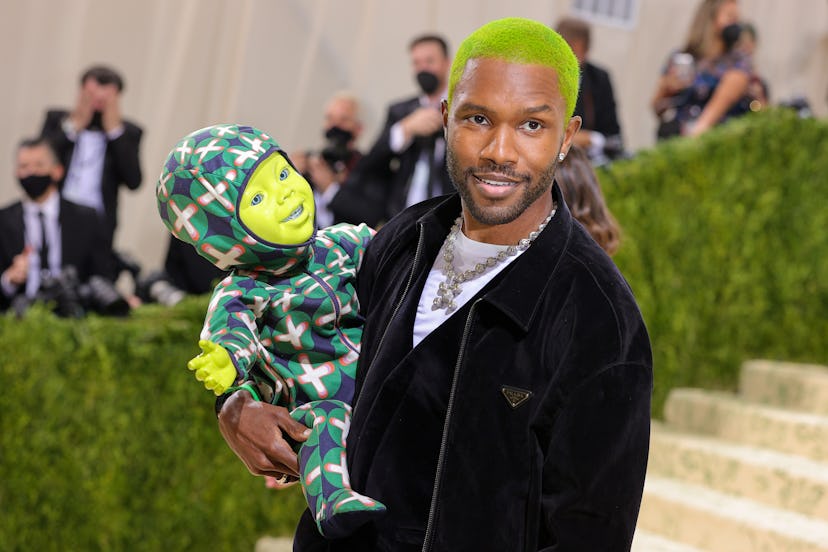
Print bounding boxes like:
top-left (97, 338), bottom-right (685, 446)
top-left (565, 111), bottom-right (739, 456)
top-left (602, 108), bottom-right (828, 414)
top-left (1, 109), bottom-right (825, 550)
top-left (0, 300), bottom-right (306, 551)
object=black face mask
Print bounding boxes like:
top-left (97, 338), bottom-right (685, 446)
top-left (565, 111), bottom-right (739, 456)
top-left (19, 174), bottom-right (53, 200)
top-left (721, 23), bottom-right (742, 51)
top-left (416, 71), bottom-right (440, 95)
top-left (324, 126), bottom-right (354, 147)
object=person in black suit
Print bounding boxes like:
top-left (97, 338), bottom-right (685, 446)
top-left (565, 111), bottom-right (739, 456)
top-left (0, 137), bottom-right (115, 314)
top-left (39, 65), bottom-right (143, 249)
top-left (331, 34), bottom-right (453, 226)
top-left (556, 17), bottom-right (625, 165)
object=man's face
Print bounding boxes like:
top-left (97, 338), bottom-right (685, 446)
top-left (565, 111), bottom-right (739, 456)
top-left (410, 40), bottom-right (451, 88)
top-left (16, 144), bottom-right (62, 181)
top-left (82, 78), bottom-right (120, 111)
top-left (443, 57), bottom-right (580, 231)
top-left (324, 98), bottom-right (362, 141)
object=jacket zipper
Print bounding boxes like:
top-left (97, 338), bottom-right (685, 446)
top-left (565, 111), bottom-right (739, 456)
top-left (351, 221), bottom-right (426, 419)
top-left (422, 298), bottom-right (481, 552)
top-left (304, 269), bottom-right (360, 355)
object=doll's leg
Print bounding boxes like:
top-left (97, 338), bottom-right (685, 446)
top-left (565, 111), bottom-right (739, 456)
top-left (290, 400), bottom-right (386, 538)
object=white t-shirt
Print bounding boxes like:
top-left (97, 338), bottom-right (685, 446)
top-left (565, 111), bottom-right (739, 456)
top-left (413, 227), bottom-right (526, 347)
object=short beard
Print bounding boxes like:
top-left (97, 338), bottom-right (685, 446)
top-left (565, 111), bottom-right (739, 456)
top-left (447, 146), bottom-right (558, 226)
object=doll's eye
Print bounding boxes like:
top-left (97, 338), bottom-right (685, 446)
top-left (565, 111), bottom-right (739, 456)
top-left (279, 168), bottom-right (289, 180)
top-left (251, 193), bottom-right (263, 206)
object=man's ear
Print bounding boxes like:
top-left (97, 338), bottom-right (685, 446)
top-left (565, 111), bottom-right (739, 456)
top-left (560, 115), bottom-right (582, 158)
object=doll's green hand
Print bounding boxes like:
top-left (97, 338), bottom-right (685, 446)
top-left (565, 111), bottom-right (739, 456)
top-left (188, 340), bottom-right (237, 396)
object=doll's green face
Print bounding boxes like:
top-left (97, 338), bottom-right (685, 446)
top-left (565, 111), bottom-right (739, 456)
top-left (239, 151), bottom-right (315, 245)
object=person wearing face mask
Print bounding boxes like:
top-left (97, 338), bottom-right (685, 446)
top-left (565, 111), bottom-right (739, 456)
top-left (39, 65), bottom-right (143, 250)
top-left (291, 91), bottom-right (365, 228)
top-left (0, 137), bottom-right (115, 313)
top-left (333, 34), bottom-right (453, 226)
top-left (651, 0), bottom-right (757, 139)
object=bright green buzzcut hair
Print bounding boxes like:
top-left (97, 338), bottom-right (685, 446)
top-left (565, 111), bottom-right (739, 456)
top-left (447, 17), bottom-right (580, 118)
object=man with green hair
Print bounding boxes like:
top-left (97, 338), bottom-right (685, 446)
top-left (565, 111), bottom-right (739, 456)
top-left (220, 17), bottom-right (652, 550)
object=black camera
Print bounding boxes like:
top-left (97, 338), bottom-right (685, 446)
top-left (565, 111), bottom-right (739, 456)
top-left (319, 127), bottom-right (354, 172)
top-left (16, 266), bottom-right (128, 318)
top-left (136, 270), bottom-right (186, 307)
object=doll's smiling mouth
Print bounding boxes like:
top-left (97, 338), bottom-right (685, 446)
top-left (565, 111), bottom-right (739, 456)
top-left (282, 205), bottom-right (304, 222)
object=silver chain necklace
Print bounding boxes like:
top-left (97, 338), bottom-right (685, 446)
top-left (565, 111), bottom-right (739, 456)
top-left (432, 206), bottom-right (556, 313)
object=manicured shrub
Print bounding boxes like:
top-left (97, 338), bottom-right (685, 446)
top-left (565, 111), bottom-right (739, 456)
top-left (602, 109), bottom-right (828, 414)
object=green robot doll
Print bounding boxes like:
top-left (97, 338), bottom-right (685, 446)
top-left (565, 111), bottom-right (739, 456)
top-left (156, 124), bottom-right (384, 538)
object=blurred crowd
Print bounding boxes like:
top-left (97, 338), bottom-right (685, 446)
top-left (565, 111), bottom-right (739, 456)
top-left (0, 0), bottom-right (812, 318)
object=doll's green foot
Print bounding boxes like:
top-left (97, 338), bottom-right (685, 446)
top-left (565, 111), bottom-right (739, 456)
top-left (316, 489), bottom-right (386, 538)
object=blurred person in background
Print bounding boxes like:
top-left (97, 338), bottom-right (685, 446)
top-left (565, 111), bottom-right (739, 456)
top-left (0, 137), bottom-right (123, 317)
top-left (651, 0), bottom-right (756, 139)
top-left (555, 145), bottom-right (621, 256)
top-left (292, 91), bottom-right (365, 228)
top-left (40, 65), bottom-right (143, 250)
top-left (332, 34), bottom-right (453, 226)
top-left (556, 16), bottom-right (625, 165)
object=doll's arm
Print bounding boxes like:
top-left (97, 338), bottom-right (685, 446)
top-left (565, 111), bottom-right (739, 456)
top-left (188, 339), bottom-right (238, 396)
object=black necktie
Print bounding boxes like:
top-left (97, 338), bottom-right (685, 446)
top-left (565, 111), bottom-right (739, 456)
top-left (38, 211), bottom-right (50, 272)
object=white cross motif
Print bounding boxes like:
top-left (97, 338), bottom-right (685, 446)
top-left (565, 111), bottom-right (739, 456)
top-left (227, 147), bottom-right (259, 166)
top-left (326, 225), bottom-right (363, 244)
top-left (205, 284), bottom-right (242, 317)
top-left (171, 203), bottom-right (199, 240)
top-left (326, 249), bottom-right (350, 271)
top-left (273, 289), bottom-right (299, 313)
top-left (201, 243), bottom-right (246, 269)
top-left (273, 315), bottom-right (310, 350)
top-left (194, 139), bottom-right (224, 164)
top-left (175, 140), bottom-right (193, 163)
top-left (325, 452), bottom-right (351, 487)
top-left (295, 354), bottom-right (333, 398)
top-left (213, 125), bottom-right (238, 137)
top-left (156, 172), bottom-right (173, 200)
top-left (240, 135), bottom-right (267, 153)
top-left (196, 177), bottom-right (235, 211)
top-left (305, 465), bottom-right (322, 486)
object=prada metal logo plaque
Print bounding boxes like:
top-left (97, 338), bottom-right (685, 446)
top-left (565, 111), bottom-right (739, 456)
top-left (501, 386), bottom-right (533, 409)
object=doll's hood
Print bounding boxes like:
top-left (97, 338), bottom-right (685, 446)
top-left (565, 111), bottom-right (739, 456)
top-left (156, 124), bottom-right (315, 274)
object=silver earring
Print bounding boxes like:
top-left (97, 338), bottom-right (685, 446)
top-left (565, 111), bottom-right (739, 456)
top-left (558, 152), bottom-right (566, 162)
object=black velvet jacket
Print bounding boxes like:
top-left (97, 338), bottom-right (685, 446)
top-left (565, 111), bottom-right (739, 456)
top-left (294, 184), bottom-right (652, 551)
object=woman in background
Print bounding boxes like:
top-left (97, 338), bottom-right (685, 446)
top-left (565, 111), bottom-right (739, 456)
top-left (556, 146), bottom-right (621, 256)
top-left (651, 0), bottom-right (754, 139)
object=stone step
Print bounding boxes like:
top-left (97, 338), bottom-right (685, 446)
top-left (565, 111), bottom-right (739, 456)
top-left (740, 359), bottom-right (828, 415)
top-left (631, 530), bottom-right (706, 551)
top-left (664, 388), bottom-right (828, 462)
top-left (649, 422), bottom-right (828, 521)
top-left (255, 536), bottom-right (292, 552)
top-left (639, 476), bottom-right (828, 552)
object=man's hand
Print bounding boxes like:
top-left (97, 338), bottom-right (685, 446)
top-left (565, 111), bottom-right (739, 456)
top-left (218, 390), bottom-right (311, 483)
top-left (101, 89), bottom-right (123, 134)
top-left (69, 89), bottom-right (94, 132)
top-left (187, 340), bottom-right (237, 395)
top-left (307, 155), bottom-right (345, 193)
top-left (3, 246), bottom-right (31, 286)
top-left (400, 106), bottom-right (443, 141)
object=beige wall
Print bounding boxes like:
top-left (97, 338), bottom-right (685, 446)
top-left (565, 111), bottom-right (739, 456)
top-left (1, 0), bottom-right (825, 274)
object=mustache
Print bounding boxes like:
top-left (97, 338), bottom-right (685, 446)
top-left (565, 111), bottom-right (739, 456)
top-left (467, 163), bottom-right (531, 182)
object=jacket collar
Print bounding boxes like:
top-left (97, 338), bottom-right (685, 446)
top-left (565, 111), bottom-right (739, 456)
top-left (416, 183), bottom-right (573, 333)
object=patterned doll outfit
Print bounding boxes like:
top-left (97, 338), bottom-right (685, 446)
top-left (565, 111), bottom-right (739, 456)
top-left (157, 124), bottom-right (384, 538)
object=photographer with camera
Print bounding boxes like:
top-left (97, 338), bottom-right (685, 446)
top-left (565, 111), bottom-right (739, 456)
top-left (329, 33), bottom-right (454, 227)
top-left (0, 137), bottom-right (125, 317)
top-left (290, 91), bottom-right (364, 228)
